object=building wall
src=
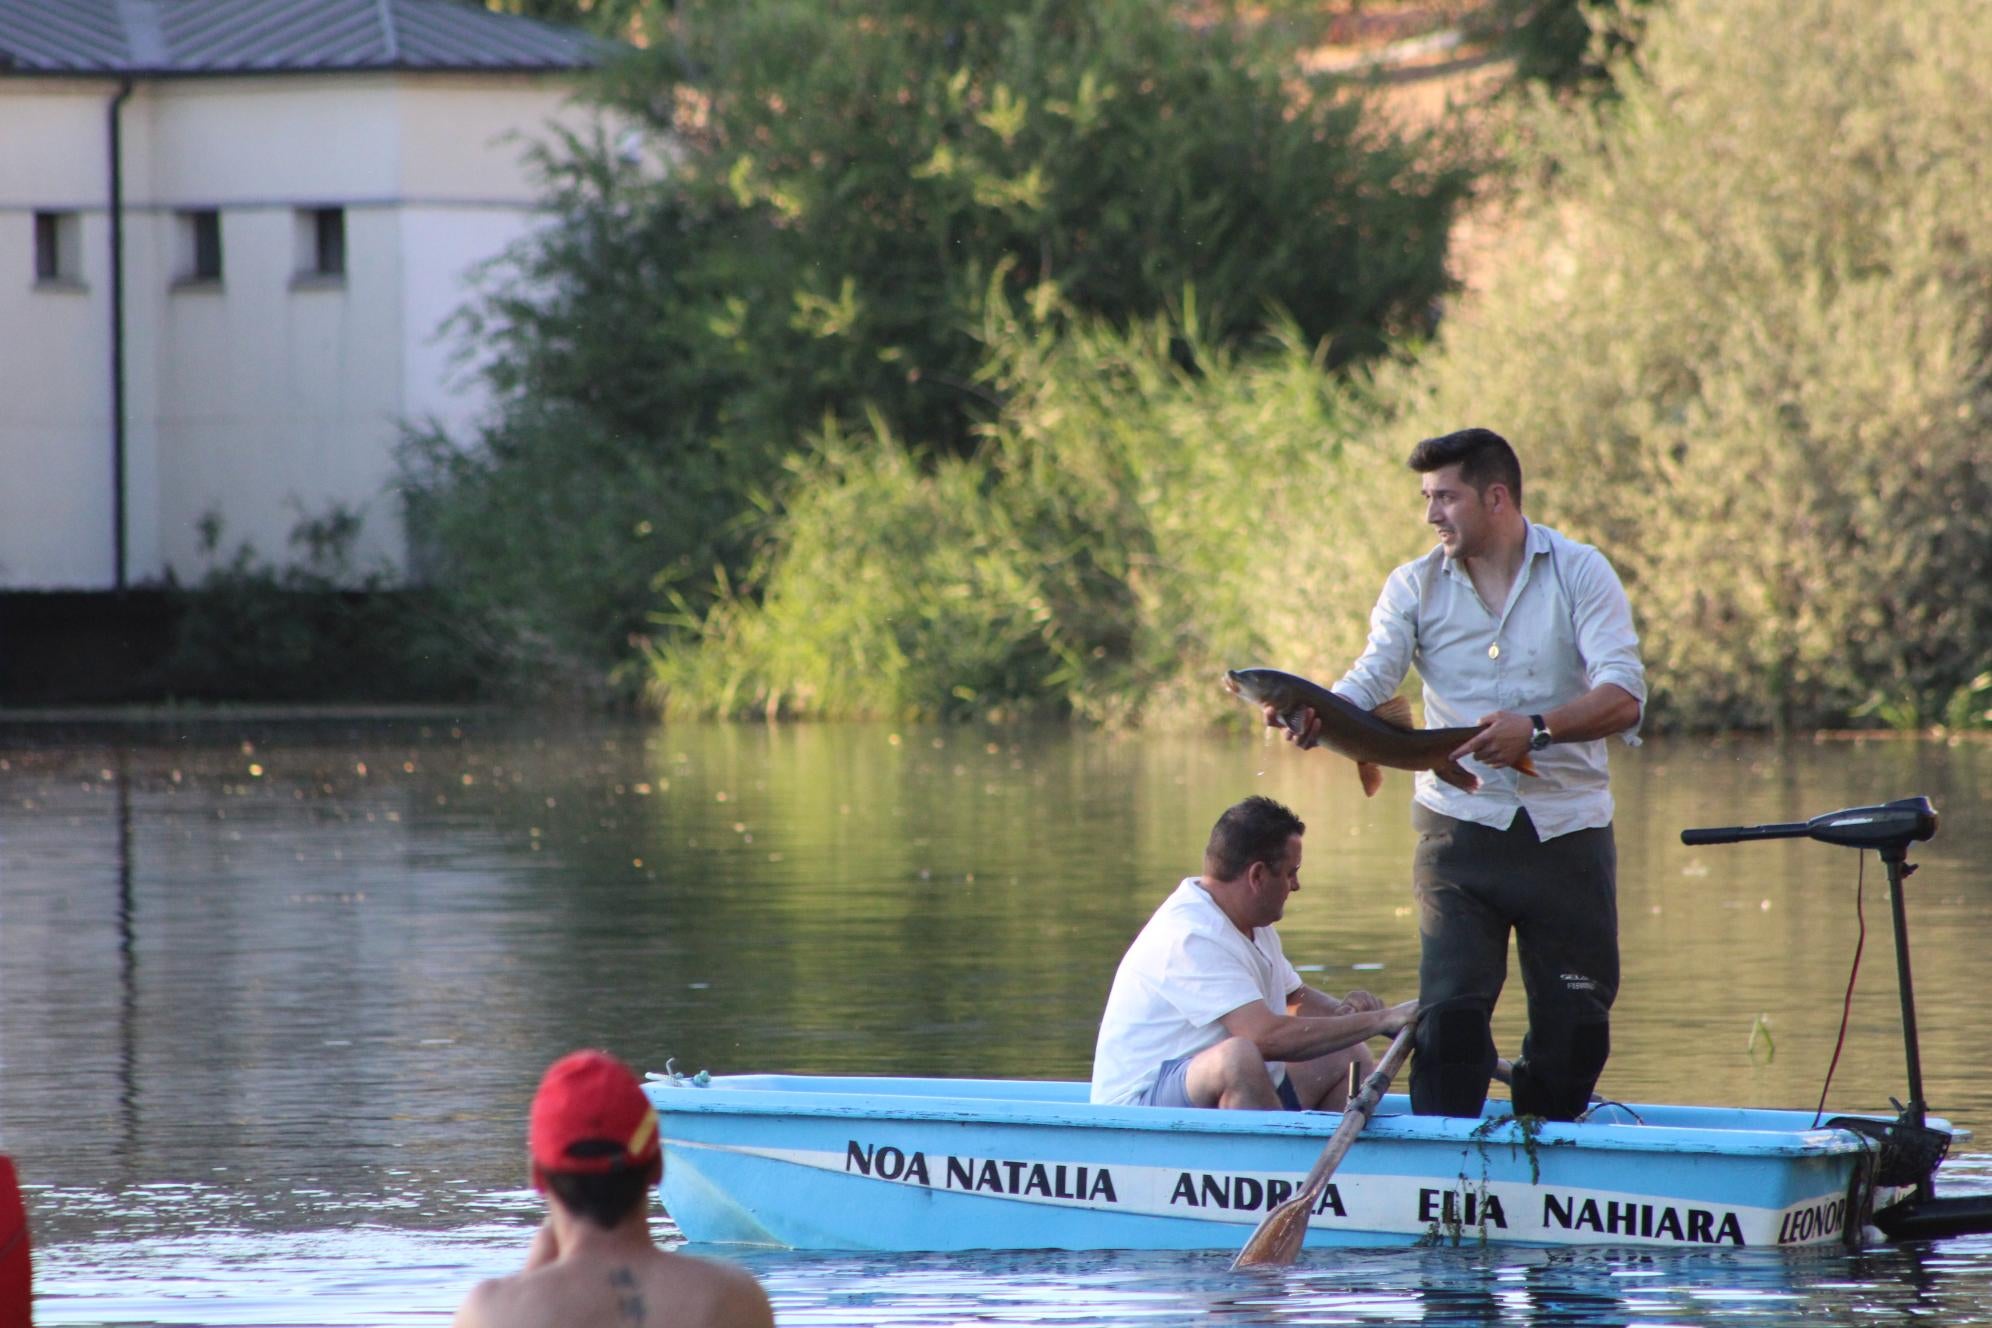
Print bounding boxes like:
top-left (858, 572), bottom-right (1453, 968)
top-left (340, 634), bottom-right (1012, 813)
top-left (0, 69), bottom-right (596, 591)
top-left (0, 79), bottom-right (121, 589)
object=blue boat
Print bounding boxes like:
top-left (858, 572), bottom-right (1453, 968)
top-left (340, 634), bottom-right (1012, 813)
top-left (648, 1071), bottom-right (1932, 1252)
top-left (653, 798), bottom-right (1992, 1253)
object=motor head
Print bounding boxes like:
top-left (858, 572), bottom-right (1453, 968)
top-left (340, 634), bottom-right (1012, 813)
top-left (1804, 797), bottom-right (1939, 851)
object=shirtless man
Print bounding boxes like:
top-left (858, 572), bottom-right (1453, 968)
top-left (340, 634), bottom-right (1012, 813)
top-left (453, 1049), bottom-right (773, 1328)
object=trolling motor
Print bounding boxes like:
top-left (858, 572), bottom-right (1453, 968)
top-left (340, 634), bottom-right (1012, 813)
top-left (1681, 796), bottom-right (1992, 1240)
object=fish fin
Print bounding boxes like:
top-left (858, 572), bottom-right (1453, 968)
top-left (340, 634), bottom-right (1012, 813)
top-left (1371, 696), bottom-right (1415, 730)
top-left (1514, 754), bottom-right (1540, 779)
top-left (1357, 762), bottom-right (1384, 798)
top-left (1432, 759), bottom-right (1480, 793)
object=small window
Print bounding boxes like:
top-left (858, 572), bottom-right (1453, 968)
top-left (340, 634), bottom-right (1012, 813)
top-left (176, 209), bottom-right (223, 283)
top-left (294, 206), bottom-right (346, 283)
top-left (33, 210), bottom-right (83, 285)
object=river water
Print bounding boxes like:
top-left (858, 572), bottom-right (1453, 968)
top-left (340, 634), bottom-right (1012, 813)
top-left (2, 715), bottom-right (1989, 1326)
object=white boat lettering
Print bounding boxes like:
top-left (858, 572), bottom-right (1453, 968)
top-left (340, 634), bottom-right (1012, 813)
top-left (847, 1141), bottom-right (1117, 1202)
top-left (1418, 1188), bottom-right (1508, 1228)
top-left (1167, 1173), bottom-right (1345, 1216)
top-left (1543, 1193), bottom-right (1745, 1245)
top-left (1778, 1198), bottom-right (1846, 1244)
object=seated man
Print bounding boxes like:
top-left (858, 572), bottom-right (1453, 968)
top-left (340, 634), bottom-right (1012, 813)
top-left (453, 1049), bottom-right (773, 1328)
top-left (1091, 795), bottom-right (1417, 1110)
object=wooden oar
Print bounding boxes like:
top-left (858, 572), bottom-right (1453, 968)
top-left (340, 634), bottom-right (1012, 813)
top-left (1231, 1020), bottom-right (1418, 1270)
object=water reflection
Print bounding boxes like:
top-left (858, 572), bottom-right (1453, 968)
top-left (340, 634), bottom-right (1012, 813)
top-left (2, 717), bottom-right (1990, 1325)
top-left (114, 750), bottom-right (139, 1164)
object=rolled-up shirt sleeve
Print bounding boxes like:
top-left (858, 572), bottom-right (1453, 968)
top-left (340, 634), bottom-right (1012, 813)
top-left (1333, 561), bottom-right (1421, 712)
top-left (1569, 545), bottom-right (1647, 743)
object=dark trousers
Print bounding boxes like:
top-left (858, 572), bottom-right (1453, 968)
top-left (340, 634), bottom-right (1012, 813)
top-left (1408, 803), bottom-right (1618, 1121)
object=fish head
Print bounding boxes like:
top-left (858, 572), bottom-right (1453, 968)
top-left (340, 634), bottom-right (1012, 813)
top-left (1224, 668), bottom-right (1289, 707)
top-left (1223, 669), bottom-right (1276, 705)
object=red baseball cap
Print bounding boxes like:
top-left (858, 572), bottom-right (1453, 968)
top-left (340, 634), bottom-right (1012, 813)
top-left (529, 1050), bottom-right (661, 1176)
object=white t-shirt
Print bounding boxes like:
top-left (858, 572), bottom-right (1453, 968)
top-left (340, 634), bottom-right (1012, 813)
top-left (1090, 878), bottom-right (1303, 1105)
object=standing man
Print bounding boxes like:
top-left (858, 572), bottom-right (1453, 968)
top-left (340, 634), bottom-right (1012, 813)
top-left (1091, 795), bottom-right (1418, 1110)
top-left (1272, 428), bottom-right (1644, 1121)
top-left (453, 1049), bottom-right (774, 1328)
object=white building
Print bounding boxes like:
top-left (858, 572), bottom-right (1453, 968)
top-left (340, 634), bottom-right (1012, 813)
top-left (0, 0), bottom-right (608, 591)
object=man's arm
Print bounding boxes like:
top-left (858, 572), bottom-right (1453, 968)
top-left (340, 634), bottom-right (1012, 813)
top-left (1451, 543), bottom-right (1644, 767)
top-left (1449, 682), bottom-right (1641, 768)
top-left (1334, 563), bottom-right (1422, 711)
top-left (1218, 995), bottom-right (1416, 1064)
top-left (1269, 564), bottom-right (1421, 748)
top-left (1288, 985), bottom-right (1383, 1018)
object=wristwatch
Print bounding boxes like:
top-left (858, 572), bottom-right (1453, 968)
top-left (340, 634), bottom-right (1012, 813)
top-left (1529, 714), bottom-right (1553, 751)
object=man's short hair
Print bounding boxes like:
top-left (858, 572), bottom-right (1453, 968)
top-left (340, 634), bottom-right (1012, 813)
top-left (544, 1167), bottom-right (654, 1229)
top-left (1407, 428), bottom-right (1523, 508)
top-left (1204, 796), bottom-right (1305, 882)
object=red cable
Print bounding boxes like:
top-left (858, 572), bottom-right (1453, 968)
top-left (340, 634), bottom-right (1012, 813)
top-left (1812, 852), bottom-right (1866, 1128)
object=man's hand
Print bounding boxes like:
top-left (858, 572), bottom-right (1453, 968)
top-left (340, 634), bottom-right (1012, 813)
top-left (1336, 989), bottom-right (1383, 1015)
top-left (1449, 710), bottom-right (1533, 769)
top-left (1261, 702), bottom-right (1323, 750)
top-left (1380, 998), bottom-right (1420, 1035)
top-left (523, 1216), bottom-right (559, 1271)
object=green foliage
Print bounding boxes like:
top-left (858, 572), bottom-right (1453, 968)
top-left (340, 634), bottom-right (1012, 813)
top-left (1473, 0), bottom-right (1652, 94)
top-left (1375, 0), bottom-right (1992, 731)
top-left (483, 0), bottom-right (663, 44)
top-left (649, 299), bottom-right (1422, 722)
top-left (158, 508), bottom-right (487, 703)
top-left (409, 0), bottom-right (1471, 692)
top-left (1856, 671), bottom-right (1992, 734)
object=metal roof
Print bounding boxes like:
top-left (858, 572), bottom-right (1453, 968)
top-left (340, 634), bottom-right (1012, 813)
top-left (0, 0), bottom-right (610, 76)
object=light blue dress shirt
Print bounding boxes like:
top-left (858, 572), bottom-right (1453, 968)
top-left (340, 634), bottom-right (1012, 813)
top-left (1333, 522), bottom-right (1646, 839)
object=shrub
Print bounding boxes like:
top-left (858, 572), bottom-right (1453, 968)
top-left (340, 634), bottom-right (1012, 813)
top-left (1471, 0), bottom-right (1653, 95)
top-left (159, 507), bottom-right (488, 703)
top-left (649, 299), bottom-right (1423, 723)
top-left (1375, 0), bottom-right (1992, 730)
top-left (407, 0), bottom-right (1472, 693)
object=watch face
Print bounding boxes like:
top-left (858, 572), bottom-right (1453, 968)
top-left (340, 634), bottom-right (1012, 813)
top-left (1530, 729), bottom-right (1551, 751)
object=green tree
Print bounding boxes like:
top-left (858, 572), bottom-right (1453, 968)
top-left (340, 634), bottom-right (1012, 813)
top-left (662, 0), bottom-right (1992, 732)
top-left (1474, 0), bottom-right (1652, 94)
top-left (649, 298), bottom-right (1420, 724)
top-left (1379, 0), bottom-right (1992, 731)
top-left (408, 0), bottom-right (1471, 693)
top-left (483, 0), bottom-right (663, 44)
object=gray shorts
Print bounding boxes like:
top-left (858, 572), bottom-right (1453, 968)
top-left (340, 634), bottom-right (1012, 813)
top-left (1137, 1049), bottom-right (1302, 1110)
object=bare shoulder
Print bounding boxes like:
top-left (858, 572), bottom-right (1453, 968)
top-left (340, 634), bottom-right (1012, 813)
top-left (449, 1274), bottom-right (506, 1328)
top-left (454, 1248), bottom-right (769, 1328)
top-left (654, 1249), bottom-right (774, 1328)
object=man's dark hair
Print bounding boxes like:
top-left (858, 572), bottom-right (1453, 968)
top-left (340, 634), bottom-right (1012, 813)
top-left (1204, 796), bottom-right (1306, 882)
top-left (1407, 427), bottom-right (1524, 508)
top-left (544, 1166), bottom-right (653, 1228)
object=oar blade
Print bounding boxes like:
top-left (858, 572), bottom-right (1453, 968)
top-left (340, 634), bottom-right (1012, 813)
top-left (1230, 1190), bottom-right (1314, 1269)
top-left (1227, 1019), bottom-right (1421, 1272)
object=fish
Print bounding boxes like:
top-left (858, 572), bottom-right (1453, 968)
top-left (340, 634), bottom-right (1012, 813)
top-left (1222, 667), bottom-right (1538, 797)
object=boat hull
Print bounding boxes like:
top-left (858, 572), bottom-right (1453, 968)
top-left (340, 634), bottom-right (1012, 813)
top-left (649, 1074), bottom-right (1923, 1252)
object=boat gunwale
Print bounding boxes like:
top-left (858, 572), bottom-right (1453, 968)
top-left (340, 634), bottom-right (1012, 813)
top-left (649, 1076), bottom-right (1908, 1160)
